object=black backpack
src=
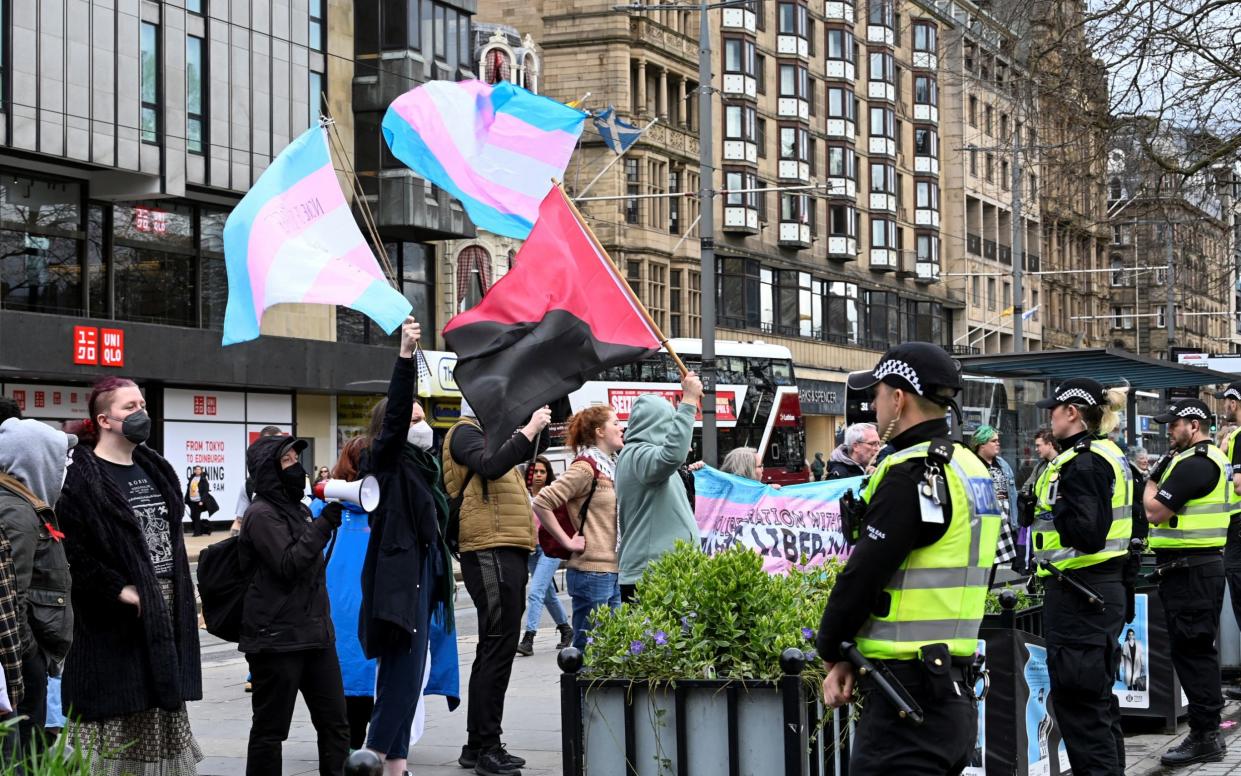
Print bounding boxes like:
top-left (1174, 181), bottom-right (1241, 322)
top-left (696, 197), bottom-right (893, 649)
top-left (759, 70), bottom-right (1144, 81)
top-left (196, 535), bottom-right (251, 642)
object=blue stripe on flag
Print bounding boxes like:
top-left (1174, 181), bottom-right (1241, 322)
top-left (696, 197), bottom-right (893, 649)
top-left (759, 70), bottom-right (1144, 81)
top-left (382, 109), bottom-right (536, 238)
top-left (488, 80), bottom-right (587, 133)
top-left (350, 279), bottom-right (414, 335)
top-left (692, 467), bottom-right (864, 505)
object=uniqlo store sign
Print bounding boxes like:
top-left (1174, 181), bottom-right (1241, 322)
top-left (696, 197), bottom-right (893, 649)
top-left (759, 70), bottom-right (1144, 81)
top-left (73, 326), bottom-right (125, 367)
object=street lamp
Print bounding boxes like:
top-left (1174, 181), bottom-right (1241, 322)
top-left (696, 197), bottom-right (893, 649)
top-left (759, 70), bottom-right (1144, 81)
top-left (614, 0), bottom-right (751, 466)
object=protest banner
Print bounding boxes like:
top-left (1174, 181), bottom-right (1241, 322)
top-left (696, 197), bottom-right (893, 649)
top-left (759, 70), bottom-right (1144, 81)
top-left (692, 467), bottom-right (861, 572)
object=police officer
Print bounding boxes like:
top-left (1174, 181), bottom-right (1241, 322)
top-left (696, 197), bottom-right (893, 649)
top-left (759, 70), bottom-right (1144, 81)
top-left (817, 343), bottom-right (1002, 774)
top-left (1145, 399), bottom-right (1231, 766)
top-left (1214, 381), bottom-right (1241, 702)
top-left (1028, 378), bottom-right (1132, 775)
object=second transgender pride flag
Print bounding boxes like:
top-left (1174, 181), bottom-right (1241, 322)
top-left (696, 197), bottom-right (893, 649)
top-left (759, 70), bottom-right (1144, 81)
top-left (382, 80), bottom-right (586, 239)
top-left (222, 126), bottom-right (411, 345)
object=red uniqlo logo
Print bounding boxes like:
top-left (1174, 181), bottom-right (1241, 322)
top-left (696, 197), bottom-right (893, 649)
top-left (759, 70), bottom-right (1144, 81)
top-left (11, 391), bottom-right (24, 411)
top-left (52, 392), bottom-right (62, 405)
top-left (101, 328), bottom-right (125, 367)
top-left (205, 397), bottom-right (218, 416)
top-left (73, 326), bottom-right (98, 365)
top-left (193, 395), bottom-right (205, 415)
top-left (33, 391), bottom-right (45, 408)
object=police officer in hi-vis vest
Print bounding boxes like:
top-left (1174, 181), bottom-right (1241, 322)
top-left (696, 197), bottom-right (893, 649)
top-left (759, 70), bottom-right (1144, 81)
top-left (817, 343), bottom-right (1002, 774)
top-left (1215, 381), bottom-right (1241, 702)
top-left (1027, 378), bottom-right (1132, 775)
top-left (1145, 399), bottom-right (1232, 766)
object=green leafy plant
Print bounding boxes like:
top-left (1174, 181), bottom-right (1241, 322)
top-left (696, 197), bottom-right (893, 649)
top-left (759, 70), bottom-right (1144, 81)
top-left (0, 717), bottom-right (96, 775)
top-left (584, 542), bottom-right (841, 684)
top-left (984, 583), bottom-right (1039, 613)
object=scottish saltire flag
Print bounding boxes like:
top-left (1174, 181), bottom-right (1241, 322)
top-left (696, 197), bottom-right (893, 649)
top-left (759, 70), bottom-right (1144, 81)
top-left (382, 80), bottom-right (586, 239)
top-left (693, 467), bottom-right (862, 573)
top-left (593, 107), bottom-right (644, 154)
top-left (221, 126), bottom-right (412, 345)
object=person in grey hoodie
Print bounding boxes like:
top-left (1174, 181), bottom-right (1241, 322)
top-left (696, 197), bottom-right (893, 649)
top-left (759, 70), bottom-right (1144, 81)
top-left (0, 418), bottom-right (75, 752)
top-left (614, 371), bottom-right (703, 602)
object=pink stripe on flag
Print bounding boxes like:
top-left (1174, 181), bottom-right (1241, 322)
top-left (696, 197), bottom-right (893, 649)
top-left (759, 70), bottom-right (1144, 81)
top-left (484, 112), bottom-right (581, 168)
top-left (298, 243), bottom-right (380, 305)
top-left (392, 91), bottom-right (543, 217)
top-left (245, 164), bottom-right (349, 315)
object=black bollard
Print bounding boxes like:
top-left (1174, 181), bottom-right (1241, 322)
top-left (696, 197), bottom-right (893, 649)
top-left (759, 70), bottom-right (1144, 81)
top-left (343, 748), bottom-right (383, 776)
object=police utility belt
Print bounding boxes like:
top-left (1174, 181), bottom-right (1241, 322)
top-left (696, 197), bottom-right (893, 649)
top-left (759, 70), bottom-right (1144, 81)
top-left (844, 641), bottom-right (988, 727)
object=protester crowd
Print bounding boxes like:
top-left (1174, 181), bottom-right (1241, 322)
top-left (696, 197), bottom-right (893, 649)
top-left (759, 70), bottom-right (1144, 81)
top-left (6, 326), bottom-right (1241, 775)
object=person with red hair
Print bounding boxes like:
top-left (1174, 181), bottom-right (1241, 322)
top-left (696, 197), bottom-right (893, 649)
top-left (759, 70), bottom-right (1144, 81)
top-left (58, 377), bottom-right (203, 773)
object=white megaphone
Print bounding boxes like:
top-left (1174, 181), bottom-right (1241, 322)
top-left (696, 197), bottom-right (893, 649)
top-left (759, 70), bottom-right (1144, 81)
top-left (313, 476), bottom-right (381, 512)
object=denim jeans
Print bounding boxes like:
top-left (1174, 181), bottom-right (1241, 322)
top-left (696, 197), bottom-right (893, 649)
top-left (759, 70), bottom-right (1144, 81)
top-left (525, 546), bottom-right (568, 632)
top-left (566, 568), bottom-right (621, 650)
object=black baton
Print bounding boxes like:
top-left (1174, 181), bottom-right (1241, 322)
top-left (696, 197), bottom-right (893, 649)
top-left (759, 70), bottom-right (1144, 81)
top-left (1038, 561), bottom-right (1106, 612)
top-left (841, 641), bottom-right (925, 725)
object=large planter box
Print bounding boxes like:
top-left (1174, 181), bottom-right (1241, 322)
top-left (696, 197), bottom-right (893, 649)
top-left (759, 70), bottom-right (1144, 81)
top-left (559, 649), bottom-right (854, 776)
top-left (1114, 588), bottom-right (1188, 731)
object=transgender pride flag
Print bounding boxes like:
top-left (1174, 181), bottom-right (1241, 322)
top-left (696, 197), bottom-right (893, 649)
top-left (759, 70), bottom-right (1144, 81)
top-left (382, 80), bottom-right (586, 239)
top-left (222, 126), bottom-right (411, 345)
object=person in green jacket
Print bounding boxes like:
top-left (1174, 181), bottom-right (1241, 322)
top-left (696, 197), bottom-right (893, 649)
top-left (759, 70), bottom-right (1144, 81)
top-left (615, 371), bottom-right (703, 602)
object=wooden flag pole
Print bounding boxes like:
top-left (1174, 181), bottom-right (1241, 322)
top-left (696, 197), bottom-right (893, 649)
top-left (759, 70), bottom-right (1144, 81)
top-left (555, 181), bottom-right (690, 378)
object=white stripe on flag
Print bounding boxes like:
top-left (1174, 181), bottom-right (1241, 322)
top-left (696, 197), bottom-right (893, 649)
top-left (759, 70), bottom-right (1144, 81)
top-left (262, 205), bottom-right (371, 307)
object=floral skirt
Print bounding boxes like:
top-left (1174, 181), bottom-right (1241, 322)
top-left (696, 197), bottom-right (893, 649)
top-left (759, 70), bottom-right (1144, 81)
top-left (73, 579), bottom-right (203, 775)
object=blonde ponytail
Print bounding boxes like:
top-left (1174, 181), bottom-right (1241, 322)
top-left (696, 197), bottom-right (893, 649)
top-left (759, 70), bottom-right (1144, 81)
top-left (1092, 386), bottom-right (1129, 436)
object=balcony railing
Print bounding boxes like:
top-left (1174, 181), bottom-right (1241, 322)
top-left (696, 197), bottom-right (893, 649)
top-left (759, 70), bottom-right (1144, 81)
top-left (999, 245), bottom-right (1012, 265)
top-left (1025, 252), bottom-right (1040, 272)
top-left (983, 239), bottom-right (997, 260)
top-left (967, 233), bottom-right (981, 255)
top-left (952, 344), bottom-right (981, 356)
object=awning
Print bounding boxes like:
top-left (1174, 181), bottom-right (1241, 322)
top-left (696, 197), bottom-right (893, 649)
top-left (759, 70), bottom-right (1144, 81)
top-left (957, 348), bottom-right (1238, 389)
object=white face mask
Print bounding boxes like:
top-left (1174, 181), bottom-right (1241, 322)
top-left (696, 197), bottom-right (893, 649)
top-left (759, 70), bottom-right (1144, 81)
top-left (407, 421), bottom-right (434, 451)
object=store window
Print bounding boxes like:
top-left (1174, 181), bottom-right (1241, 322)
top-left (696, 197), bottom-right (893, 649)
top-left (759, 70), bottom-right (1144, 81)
top-left (113, 202), bottom-right (196, 326)
top-left (200, 208), bottom-right (229, 329)
top-left (0, 175), bottom-right (84, 315)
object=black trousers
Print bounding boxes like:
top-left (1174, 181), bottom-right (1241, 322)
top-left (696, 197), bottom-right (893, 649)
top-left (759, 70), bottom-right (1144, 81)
top-left (850, 667), bottom-right (977, 775)
top-left (460, 547), bottom-right (528, 750)
top-left (1157, 552), bottom-right (1225, 734)
top-left (245, 647), bottom-right (350, 776)
top-left (1224, 516), bottom-right (1241, 637)
top-left (620, 583), bottom-right (637, 604)
top-left (1044, 576), bottom-right (1126, 775)
top-left (187, 501), bottom-right (208, 535)
top-left (17, 647), bottom-right (48, 754)
top-left (346, 696), bottom-right (374, 751)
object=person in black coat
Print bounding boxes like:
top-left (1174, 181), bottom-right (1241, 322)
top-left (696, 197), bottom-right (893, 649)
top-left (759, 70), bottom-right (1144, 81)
top-left (238, 433), bottom-right (349, 776)
top-left (58, 377), bottom-right (202, 772)
top-left (183, 465), bottom-right (214, 536)
top-left (357, 317), bottom-right (449, 775)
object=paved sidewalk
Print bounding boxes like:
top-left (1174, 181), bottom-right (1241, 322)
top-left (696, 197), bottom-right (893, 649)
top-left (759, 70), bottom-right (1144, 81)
top-left (191, 626), bottom-right (565, 776)
top-left (1123, 705), bottom-right (1241, 775)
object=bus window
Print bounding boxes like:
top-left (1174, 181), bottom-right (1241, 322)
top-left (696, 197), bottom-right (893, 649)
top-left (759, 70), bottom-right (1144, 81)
top-left (770, 359), bottom-right (794, 385)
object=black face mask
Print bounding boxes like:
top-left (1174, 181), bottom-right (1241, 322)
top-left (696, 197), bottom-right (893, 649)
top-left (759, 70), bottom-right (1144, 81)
top-left (279, 462), bottom-right (307, 500)
top-left (106, 410), bottom-right (152, 445)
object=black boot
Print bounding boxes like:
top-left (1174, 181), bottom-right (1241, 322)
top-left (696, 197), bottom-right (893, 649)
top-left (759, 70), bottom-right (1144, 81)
top-left (474, 746), bottom-right (523, 776)
top-left (1160, 730), bottom-right (1225, 766)
top-left (515, 630), bottom-right (535, 657)
top-left (555, 623), bottom-right (574, 650)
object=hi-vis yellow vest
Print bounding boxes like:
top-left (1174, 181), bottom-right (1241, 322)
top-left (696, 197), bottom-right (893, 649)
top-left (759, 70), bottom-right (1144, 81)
top-left (1224, 427), bottom-right (1241, 465)
top-left (854, 442), bottom-right (1002, 661)
top-left (1032, 438), bottom-right (1133, 575)
top-left (1148, 444), bottom-right (1232, 549)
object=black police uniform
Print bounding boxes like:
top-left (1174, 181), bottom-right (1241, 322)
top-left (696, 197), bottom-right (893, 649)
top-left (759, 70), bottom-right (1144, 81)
top-left (1038, 429), bottom-right (1127, 775)
top-left (1150, 445), bottom-right (1227, 738)
top-left (816, 418), bottom-right (978, 775)
top-left (1218, 383), bottom-right (1241, 644)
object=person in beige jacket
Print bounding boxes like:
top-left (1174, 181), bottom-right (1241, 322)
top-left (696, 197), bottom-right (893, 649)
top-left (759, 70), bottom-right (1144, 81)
top-left (442, 399), bottom-right (549, 776)
top-left (532, 405), bottom-right (624, 651)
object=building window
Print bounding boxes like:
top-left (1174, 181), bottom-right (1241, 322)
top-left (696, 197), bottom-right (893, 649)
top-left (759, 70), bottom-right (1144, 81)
top-left (309, 71), bottom-right (324, 128)
top-left (778, 2), bottom-right (809, 39)
top-left (309, 0), bottom-right (325, 51)
top-left (968, 95), bottom-right (977, 127)
top-left (648, 263), bottom-right (667, 330)
top-left (779, 62), bottom-right (809, 99)
top-left (1001, 160), bottom-right (1010, 189)
top-left (985, 153), bottom-right (994, 182)
top-left (113, 202), bottom-right (197, 326)
top-left (914, 126), bottom-right (937, 158)
top-left (186, 36), bottom-right (206, 154)
top-left (827, 144), bottom-right (857, 179)
top-left (865, 290), bottom-right (901, 349)
top-left (912, 22), bottom-right (936, 53)
top-left (913, 75), bottom-right (937, 107)
top-left (670, 269), bottom-right (683, 338)
top-left (724, 37), bottom-right (757, 78)
top-left (339, 242), bottom-right (437, 347)
top-left (870, 162), bottom-right (895, 194)
top-left (756, 118), bottom-right (766, 157)
top-left (670, 170), bottom-right (681, 234)
top-left (868, 0), bottom-right (894, 28)
top-left (625, 158), bottom-right (640, 224)
top-left (0, 175), bottom-right (85, 316)
top-left (724, 169), bottom-right (759, 210)
top-left (869, 106), bottom-right (894, 139)
top-left (829, 203), bottom-right (857, 238)
top-left (187, 0), bottom-right (205, 13)
top-left (915, 180), bottom-right (938, 210)
top-left (827, 281), bottom-right (859, 344)
top-left (987, 277), bottom-right (996, 310)
top-left (826, 28), bottom-right (855, 65)
top-left (827, 87), bottom-right (856, 121)
top-left (719, 257), bottom-right (761, 328)
top-left (140, 22), bottom-right (160, 144)
top-left (870, 217), bottom-right (896, 251)
top-left (724, 103), bottom-right (757, 142)
top-left (984, 105), bottom-right (994, 135)
top-left (969, 146), bottom-right (978, 176)
top-left (869, 50), bottom-right (895, 86)
top-left (1000, 113), bottom-right (1009, 139)
top-left (382, 0), bottom-right (408, 49)
top-left (456, 245), bottom-right (492, 312)
top-left (916, 233), bottom-right (939, 269)
top-left (780, 125), bottom-right (810, 163)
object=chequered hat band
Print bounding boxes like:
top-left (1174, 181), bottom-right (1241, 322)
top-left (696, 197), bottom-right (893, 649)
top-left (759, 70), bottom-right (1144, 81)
top-left (1056, 388), bottom-right (1097, 406)
top-left (873, 359), bottom-right (922, 395)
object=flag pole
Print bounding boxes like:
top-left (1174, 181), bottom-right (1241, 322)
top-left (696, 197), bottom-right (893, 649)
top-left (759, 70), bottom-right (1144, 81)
top-left (574, 117), bottom-right (659, 199)
top-left (555, 181), bottom-right (689, 378)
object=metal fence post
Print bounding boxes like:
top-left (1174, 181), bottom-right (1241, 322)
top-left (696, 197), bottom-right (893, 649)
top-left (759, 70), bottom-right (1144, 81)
top-left (780, 648), bottom-right (808, 776)
top-left (559, 647), bottom-right (585, 776)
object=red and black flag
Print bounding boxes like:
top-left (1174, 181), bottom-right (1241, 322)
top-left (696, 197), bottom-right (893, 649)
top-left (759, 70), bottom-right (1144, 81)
top-left (443, 186), bottom-right (662, 455)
